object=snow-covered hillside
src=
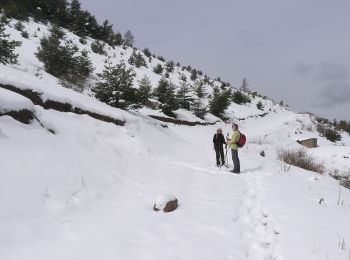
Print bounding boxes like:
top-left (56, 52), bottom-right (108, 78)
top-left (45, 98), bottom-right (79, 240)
top-left (0, 18), bottom-right (284, 122)
top-left (1, 17), bottom-right (350, 260)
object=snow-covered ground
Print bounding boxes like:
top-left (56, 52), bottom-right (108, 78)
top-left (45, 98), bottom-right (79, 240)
top-left (1, 103), bottom-right (350, 260)
top-left (1, 17), bottom-right (350, 260)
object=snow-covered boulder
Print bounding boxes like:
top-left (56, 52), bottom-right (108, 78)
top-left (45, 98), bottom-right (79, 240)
top-left (0, 87), bottom-right (34, 124)
top-left (153, 195), bottom-right (178, 212)
top-left (0, 87), bottom-right (34, 113)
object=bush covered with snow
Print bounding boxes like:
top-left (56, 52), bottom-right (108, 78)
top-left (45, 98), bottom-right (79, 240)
top-left (278, 148), bottom-right (325, 174)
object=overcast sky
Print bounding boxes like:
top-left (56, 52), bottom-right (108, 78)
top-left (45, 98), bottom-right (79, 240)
top-left (80, 0), bottom-right (350, 121)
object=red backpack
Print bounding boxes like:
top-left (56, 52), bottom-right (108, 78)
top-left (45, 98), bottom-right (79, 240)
top-left (237, 132), bottom-right (246, 148)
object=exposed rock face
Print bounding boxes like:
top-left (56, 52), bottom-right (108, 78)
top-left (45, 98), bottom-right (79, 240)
top-left (0, 109), bottom-right (34, 124)
top-left (153, 195), bottom-right (178, 213)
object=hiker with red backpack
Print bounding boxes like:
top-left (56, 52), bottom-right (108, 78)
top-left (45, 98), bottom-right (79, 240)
top-left (227, 123), bottom-right (246, 173)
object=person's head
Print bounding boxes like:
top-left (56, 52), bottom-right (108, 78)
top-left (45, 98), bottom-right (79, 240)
top-left (232, 123), bottom-right (238, 131)
top-left (216, 128), bottom-right (222, 134)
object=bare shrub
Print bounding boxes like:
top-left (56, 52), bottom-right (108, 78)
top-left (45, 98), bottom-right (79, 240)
top-left (249, 135), bottom-right (271, 145)
top-left (277, 148), bottom-right (324, 174)
top-left (330, 168), bottom-right (350, 189)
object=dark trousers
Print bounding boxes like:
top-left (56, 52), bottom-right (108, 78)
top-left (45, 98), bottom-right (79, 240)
top-left (231, 149), bottom-right (240, 172)
top-left (214, 145), bottom-right (225, 166)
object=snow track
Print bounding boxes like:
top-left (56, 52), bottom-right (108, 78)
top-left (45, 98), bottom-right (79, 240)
top-left (236, 170), bottom-right (282, 260)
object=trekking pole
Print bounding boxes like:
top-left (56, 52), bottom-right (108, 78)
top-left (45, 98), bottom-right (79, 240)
top-left (224, 133), bottom-right (229, 167)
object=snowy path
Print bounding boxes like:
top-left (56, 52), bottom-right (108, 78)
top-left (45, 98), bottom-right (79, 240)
top-left (236, 170), bottom-right (282, 260)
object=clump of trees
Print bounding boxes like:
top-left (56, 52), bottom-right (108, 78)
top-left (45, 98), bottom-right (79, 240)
top-left (336, 120), bottom-right (350, 134)
top-left (315, 116), bottom-right (348, 142)
top-left (128, 50), bottom-right (147, 68)
top-left (0, 0), bottom-right (124, 46)
top-left (91, 40), bottom-right (106, 55)
top-left (36, 25), bottom-right (94, 91)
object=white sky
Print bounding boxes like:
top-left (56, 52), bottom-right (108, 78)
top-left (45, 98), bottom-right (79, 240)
top-left (80, 0), bottom-right (350, 121)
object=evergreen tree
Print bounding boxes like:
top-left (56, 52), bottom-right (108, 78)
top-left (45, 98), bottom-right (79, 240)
top-left (143, 47), bottom-right (151, 58)
top-left (91, 40), bottom-right (106, 55)
top-left (0, 20), bottom-right (21, 64)
top-left (232, 90), bottom-right (251, 105)
top-left (158, 56), bottom-right (165, 62)
top-left (68, 0), bottom-right (87, 36)
top-left (138, 75), bottom-right (152, 106)
top-left (124, 30), bottom-right (134, 47)
top-left (209, 87), bottom-right (231, 119)
top-left (99, 19), bottom-right (113, 41)
top-left (92, 59), bottom-right (136, 109)
top-left (128, 51), bottom-right (147, 68)
top-left (191, 80), bottom-right (207, 119)
top-left (61, 49), bottom-right (94, 91)
top-left (256, 101), bottom-right (264, 110)
top-left (153, 78), bottom-right (178, 117)
top-left (107, 32), bottom-right (122, 47)
top-left (176, 81), bottom-right (193, 110)
top-left (153, 63), bottom-right (163, 75)
top-left (165, 60), bottom-right (175, 73)
top-left (36, 25), bottom-right (93, 89)
top-left (36, 26), bottom-right (73, 77)
top-left (190, 69), bottom-right (198, 81)
top-left (14, 21), bottom-right (25, 31)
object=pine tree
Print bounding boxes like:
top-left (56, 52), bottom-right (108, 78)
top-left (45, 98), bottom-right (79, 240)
top-left (176, 81), bottom-right (193, 110)
top-left (256, 101), bottom-right (264, 110)
top-left (209, 87), bottom-right (231, 119)
top-left (124, 30), bottom-right (134, 47)
top-left (91, 40), bottom-right (106, 55)
top-left (36, 26), bottom-right (74, 77)
top-left (92, 59), bottom-right (136, 109)
top-left (191, 80), bottom-right (207, 119)
top-left (143, 47), bottom-right (151, 58)
top-left (36, 25), bottom-right (93, 90)
top-left (165, 60), bottom-right (175, 73)
top-left (61, 49), bottom-right (94, 92)
top-left (128, 51), bottom-right (147, 68)
top-left (0, 20), bottom-right (21, 64)
top-left (68, 0), bottom-right (87, 36)
top-left (153, 78), bottom-right (178, 117)
top-left (232, 90), bottom-right (251, 105)
top-left (138, 75), bottom-right (152, 106)
top-left (153, 63), bottom-right (163, 75)
top-left (240, 77), bottom-right (249, 92)
top-left (190, 69), bottom-right (198, 81)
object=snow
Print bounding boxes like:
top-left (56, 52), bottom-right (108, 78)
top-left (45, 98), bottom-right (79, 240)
top-left (0, 17), bottom-right (350, 260)
top-left (0, 87), bottom-right (34, 113)
top-left (174, 108), bottom-right (206, 122)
